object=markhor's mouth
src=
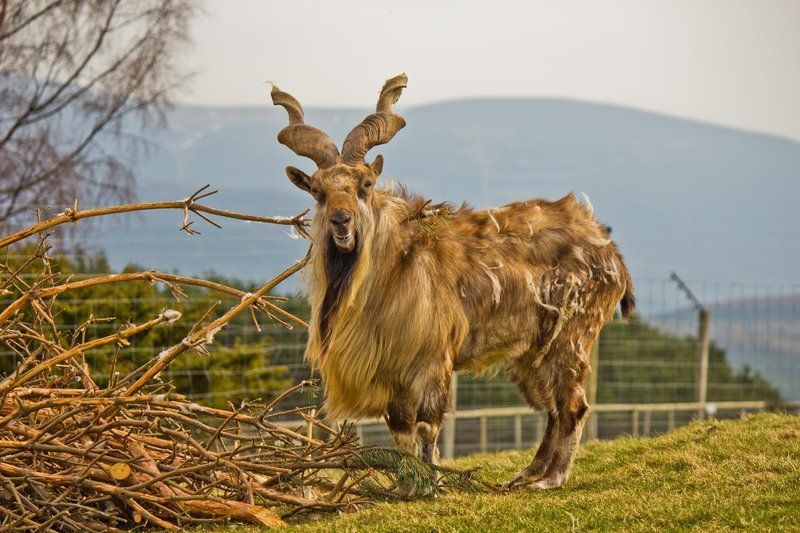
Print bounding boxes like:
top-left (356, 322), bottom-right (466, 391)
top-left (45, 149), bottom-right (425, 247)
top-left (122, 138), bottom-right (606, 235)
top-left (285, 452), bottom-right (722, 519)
top-left (333, 234), bottom-right (352, 245)
top-left (330, 232), bottom-right (357, 252)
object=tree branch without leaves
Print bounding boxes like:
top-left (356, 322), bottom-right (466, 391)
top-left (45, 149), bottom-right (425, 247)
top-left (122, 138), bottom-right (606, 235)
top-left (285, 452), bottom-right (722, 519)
top-left (0, 184), bottom-right (310, 249)
top-left (0, 0), bottom-right (195, 224)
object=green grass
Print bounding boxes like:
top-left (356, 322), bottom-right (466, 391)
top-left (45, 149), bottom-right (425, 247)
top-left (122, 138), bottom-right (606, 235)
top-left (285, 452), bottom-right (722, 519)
top-left (218, 413), bottom-right (800, 532)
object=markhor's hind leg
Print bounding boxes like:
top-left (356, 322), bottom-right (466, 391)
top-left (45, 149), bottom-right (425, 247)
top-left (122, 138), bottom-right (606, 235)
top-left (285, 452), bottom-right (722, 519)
top-left (529, 385), bottom-right (589, 490)
top-left (505, 412), bottom-right (559, 487)
top-left (507, 341), bottom-right (591, 489)
top-left (504, 358), bottom-right (562, 488)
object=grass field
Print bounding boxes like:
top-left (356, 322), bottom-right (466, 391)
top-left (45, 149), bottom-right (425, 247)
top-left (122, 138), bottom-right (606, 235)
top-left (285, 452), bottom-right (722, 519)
top-left (217, 413), bottom-right (800, 532)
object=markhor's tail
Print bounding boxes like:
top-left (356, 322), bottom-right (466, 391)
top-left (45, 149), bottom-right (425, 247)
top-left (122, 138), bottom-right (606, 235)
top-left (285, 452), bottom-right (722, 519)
top-left (620, 269), bottom-right (636, 321)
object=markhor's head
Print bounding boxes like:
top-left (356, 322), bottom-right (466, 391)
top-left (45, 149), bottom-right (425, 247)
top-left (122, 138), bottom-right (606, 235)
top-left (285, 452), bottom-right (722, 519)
top-left (271, 74), bottom-right (407, 253)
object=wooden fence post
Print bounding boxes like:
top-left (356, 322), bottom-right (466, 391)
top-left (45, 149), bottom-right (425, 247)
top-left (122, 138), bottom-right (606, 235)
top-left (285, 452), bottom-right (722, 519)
top-left (442, 373), bottom-right (458, 460)
top-left (479, 415), bottom-right (488, 453)
top-left (669, 272), bottom-right (710, 422)
top-left (631, 409), bottom-right (639, 438)
top-left (536, 414), bottom-right (545, 443)
top-left (696, 309), bottom-right (710, 420)
top-left (585, 338), bottom-right (600, 441)
top-left (514, 414), bottom-right (522, 450)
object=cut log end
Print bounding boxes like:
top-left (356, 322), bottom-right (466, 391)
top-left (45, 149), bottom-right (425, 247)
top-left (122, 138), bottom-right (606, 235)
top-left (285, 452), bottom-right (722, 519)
top-left (110, 462), bottom-right (132, 481)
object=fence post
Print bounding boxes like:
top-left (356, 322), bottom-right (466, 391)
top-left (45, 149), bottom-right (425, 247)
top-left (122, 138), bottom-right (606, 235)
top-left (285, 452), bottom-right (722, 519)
top-left (536, 414), bottom-right (545, 443)
top-left (642, 410), bottom-right (651, 437)
top-left (584, 338), bottom-right (600, 441)
top-left (696, 308), bottom-right (710, 420)
top-left (514, 414), bottom-right (522, 450)
top-left (442, 373), bottom-right (458, 460)
top-left (479, 415), bottom-right (488, 453)
top-left (631, 409), bottom-right (639, 438)
top-left (670, 272), bottom-right (710, 422)
top-left (668, 410), bottom-right (675, 431)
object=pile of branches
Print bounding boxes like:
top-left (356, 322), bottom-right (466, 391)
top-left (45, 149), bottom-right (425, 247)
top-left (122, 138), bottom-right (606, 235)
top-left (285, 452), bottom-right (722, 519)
top-left (0, 189), bottom-right (491, 531)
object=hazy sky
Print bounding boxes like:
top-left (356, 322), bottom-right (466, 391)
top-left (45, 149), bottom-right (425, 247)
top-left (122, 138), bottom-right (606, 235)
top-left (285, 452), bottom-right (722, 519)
top-left (185, 0), bottom-right (800, 142)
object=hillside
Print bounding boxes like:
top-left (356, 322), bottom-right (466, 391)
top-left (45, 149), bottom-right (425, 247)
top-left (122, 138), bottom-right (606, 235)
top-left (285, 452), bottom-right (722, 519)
top-left (75, 97), bottom-right (800, 287)
top-left (216, 413), bottom-right (800, 531)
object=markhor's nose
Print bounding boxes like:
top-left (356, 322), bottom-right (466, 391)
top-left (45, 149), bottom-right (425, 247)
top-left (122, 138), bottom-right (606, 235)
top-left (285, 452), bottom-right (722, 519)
top-left (331, 210), bottom-right (352, 228)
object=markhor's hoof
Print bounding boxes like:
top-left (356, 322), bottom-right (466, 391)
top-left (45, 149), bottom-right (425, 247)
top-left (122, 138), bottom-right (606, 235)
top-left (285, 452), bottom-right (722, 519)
top-left (500, 472), bottom-right (533, 490)
top-left (526, 476), bottom-right (566, 491)
top-left (502, 471), bottom-right (566, 491)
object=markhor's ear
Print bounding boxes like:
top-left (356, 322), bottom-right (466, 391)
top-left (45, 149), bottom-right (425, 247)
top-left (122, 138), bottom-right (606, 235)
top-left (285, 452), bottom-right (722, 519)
top-left (285, 166), bottom-right (312, 192)
top-left (370, 154), bottom-right (384, 177)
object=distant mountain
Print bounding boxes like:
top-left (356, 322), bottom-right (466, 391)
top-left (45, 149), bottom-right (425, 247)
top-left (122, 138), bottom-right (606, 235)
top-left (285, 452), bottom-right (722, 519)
top-left (89, 97), bottom-right (800, 289)
top-left (57, 97), bottom-right (799, 398)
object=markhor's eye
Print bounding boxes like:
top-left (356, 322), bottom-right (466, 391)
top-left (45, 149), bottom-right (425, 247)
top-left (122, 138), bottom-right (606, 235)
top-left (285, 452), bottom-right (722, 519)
top-left (363, 182), bottom-right (372, 189)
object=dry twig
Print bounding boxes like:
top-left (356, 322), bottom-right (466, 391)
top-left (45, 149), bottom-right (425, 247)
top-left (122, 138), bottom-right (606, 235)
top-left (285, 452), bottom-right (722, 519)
top-left (0, 184), bottom-right (309, 249)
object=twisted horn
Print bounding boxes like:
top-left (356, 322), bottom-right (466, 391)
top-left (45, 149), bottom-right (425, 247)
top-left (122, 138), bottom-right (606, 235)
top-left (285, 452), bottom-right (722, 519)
top-left (271, 85), bottom-right (340, 169)
top-left (340, 74), bottom-right (407, 165)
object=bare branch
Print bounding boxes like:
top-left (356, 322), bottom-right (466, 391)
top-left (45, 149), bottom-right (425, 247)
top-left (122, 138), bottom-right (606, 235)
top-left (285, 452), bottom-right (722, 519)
top-left (0, 187), bottom-right (310, 248)
top-left (0, 0), bottom-right (195, 223)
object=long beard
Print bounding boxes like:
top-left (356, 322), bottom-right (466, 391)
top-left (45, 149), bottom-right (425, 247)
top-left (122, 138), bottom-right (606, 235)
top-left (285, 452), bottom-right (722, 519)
top-left (319, 232), bottom-right (360, 348)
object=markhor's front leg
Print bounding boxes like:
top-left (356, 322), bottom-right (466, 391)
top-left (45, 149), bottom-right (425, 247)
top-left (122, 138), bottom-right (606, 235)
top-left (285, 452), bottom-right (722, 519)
top-left (385, 395), bottom-right (424, 498)
top-left (386, 396), bottom-right (418, 456)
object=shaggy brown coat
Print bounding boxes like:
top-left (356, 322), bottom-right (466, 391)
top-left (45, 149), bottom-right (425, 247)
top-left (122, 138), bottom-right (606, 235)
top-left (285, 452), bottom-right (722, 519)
top-left (271, 75), bottom-right (634, 490)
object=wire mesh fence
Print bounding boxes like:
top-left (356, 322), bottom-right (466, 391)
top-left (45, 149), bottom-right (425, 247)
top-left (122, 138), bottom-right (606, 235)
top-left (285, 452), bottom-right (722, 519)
top-left (2, 272), bottom-right (798, 456)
